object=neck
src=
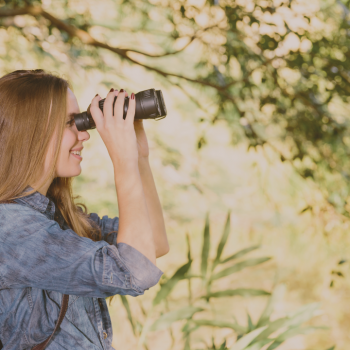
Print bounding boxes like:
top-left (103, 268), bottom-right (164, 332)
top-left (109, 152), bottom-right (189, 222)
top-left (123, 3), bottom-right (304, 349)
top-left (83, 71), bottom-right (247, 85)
top-left (30, 177), bottom-right (54, 197)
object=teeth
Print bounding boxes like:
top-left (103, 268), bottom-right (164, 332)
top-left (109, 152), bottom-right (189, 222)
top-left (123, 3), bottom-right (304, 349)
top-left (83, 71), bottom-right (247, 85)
top-left (71, 151), bottom-right (81, 156)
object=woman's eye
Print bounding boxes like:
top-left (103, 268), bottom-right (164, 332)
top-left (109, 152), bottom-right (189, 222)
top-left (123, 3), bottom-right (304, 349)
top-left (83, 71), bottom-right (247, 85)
top-left (66, 118), bottom-right (75, 127)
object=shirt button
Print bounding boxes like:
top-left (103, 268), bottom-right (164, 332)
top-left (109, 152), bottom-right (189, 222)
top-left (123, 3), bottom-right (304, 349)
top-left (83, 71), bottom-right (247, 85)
top-left (103, 331), bottom-right (108, 339)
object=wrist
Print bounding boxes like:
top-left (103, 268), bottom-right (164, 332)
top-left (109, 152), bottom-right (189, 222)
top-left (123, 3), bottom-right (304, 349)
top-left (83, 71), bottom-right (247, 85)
top-left (138, 156), bottom-right (150, 165)
top-left (113, 160), bottom-right (139, 178)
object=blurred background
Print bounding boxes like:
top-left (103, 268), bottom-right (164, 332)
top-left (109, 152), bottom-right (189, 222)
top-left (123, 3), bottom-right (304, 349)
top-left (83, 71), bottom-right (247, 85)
top-left (1, 0), bottom-right (350, 348)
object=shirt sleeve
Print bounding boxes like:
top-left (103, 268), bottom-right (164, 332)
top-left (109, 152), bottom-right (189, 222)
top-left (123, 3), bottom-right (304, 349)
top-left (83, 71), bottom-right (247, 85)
top-left (88, 212), bottom-right (119, 246)
top-left (0, 205), bottom-right (163, 298)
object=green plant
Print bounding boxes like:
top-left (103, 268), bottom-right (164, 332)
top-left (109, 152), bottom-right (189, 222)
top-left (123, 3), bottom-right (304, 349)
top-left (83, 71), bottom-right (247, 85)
top-left (117, 212), bottom-right (325, 349)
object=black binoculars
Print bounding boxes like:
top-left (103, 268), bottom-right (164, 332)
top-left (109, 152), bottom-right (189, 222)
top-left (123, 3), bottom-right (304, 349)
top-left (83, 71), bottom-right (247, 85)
top-left (74, 88), bottom-right (167, 131)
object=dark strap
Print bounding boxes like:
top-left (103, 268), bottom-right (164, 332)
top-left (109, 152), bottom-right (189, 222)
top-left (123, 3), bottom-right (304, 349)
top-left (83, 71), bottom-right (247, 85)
top-left (31, 294), bottom-right (69, 350)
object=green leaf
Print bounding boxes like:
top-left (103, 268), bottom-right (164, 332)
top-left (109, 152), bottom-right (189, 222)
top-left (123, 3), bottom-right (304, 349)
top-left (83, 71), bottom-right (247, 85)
top-left (120, 295), bottom-right (135, 335)
top-left (253, 303), bottom-right (319, 342)
top-left (256, 284), bottom-right (286, 327)
top-left (201, 213), bottom-right (210, 278)
top-left (153, 260), bottom-right (192, 306)
top-left (186, 232), bottom-right (192, 262)
top-left (192, 319), bottom-right (246, 333)
top-left (212, 211), bottom-right (231, 270)
top-left (266, 326), bottom-right (324, 350)
top-left (325, 347), bottom-right (335, 350)
top-left (150, 306), bottom-right (204, 332)
top-left (247, 312), bottom-right (254, 332)
top-left (211, 257), bottom-right (271, 281)
top-left (245, 340), bottom-right (273, 350)
top-left (184, 335), bottom-right (191, 350)
top-left (204, 288), bottom-right (270, 299)
top-left (220, 245), bottom-right (261, 265)
top-left (228, 326), bottom-right (268, 350)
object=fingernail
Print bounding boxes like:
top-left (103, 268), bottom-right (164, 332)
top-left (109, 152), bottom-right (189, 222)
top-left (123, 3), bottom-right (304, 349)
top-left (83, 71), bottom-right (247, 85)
top-left (109, 88), bottom-right (114, 92)
top-left (131, 93), bottom-right (135, 100)
top-left (95, 93), bottom-right (98, 97)
top-left (120, 89), bottom-right (124, 93)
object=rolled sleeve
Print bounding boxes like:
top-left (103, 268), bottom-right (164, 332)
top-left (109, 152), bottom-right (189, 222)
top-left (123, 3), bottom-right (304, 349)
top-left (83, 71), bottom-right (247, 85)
top-left (104, 243), bottom-right (163, 293)
top-left (0, 205), bottom-right (163, 298)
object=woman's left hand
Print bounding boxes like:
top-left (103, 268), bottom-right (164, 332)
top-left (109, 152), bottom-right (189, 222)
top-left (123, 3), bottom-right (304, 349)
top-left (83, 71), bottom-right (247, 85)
top-left (134, 120), bottom-right (149, 159)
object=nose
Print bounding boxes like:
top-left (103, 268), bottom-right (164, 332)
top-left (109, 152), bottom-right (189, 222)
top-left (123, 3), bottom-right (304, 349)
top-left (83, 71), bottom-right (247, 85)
top-left (78, 130), bottom-right (90, 142)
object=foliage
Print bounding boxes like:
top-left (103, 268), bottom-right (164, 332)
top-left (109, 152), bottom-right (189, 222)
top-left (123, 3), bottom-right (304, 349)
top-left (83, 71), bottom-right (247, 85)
top-left (115, 213), bottom-right (323, 349)
top-left (1, 0), bottom-right (350, 216)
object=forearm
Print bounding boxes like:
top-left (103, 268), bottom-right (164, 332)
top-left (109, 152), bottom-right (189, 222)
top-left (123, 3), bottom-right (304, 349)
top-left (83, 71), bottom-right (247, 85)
top-left (138, 157), bottom-right (169, 258)
top-left (114, 163), bottom-right (156, 264)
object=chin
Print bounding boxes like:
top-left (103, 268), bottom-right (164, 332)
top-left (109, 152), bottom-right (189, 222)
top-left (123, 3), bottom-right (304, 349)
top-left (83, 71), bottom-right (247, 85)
top-left (57, 166), bottom-right (82, 178)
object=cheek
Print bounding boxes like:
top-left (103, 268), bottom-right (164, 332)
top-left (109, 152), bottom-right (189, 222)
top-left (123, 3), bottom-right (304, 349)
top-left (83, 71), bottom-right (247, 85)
top-left (60, 129), bottom-right (77, 155)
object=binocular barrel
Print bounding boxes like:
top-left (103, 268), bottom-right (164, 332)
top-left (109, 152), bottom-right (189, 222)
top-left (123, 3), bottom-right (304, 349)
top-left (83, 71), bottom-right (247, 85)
top-left (74, 88), bottom-right (167, 132)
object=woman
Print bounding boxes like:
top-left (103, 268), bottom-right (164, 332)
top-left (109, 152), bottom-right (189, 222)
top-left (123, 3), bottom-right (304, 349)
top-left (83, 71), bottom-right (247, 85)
top-left (0, 69), bottom-right (169, 349)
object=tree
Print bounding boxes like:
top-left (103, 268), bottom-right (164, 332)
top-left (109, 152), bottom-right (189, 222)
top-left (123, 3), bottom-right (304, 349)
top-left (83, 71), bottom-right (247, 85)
top-left (1, 0), bottom-right (350, 216)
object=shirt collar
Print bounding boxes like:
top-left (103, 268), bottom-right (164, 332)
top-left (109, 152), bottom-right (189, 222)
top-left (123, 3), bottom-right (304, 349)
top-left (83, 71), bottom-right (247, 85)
top-left (13, 186), bottom-right (56, 220)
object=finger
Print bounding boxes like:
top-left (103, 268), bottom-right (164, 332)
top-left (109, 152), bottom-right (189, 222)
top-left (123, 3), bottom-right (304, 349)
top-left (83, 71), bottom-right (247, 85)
top-left (103, 88), bottom-right (117, 119)
top-left (114, 89), bottom-right (126, 122)
top-left (89, 94), bottom-right (103, 129)
top-left (125, 92), bottom-right (136, 125)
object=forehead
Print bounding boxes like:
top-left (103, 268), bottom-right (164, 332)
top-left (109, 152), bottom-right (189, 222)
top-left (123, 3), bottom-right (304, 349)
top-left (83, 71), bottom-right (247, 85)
top-left (67, 88), bottom-right (80, 113)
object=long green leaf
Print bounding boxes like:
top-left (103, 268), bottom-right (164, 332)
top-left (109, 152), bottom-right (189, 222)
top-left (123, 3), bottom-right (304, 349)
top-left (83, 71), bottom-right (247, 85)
top-left (212, 212), bottom-right (231, 270)
top-left (220, 245), bottom-right (260, 265)
top-left (266, 326), bottom-right (324, 350)
top-left (256, 284), bottom-right (286, 327)
top-left (150, 306), bottom-right (203, 332)
top-left (253, 303), bottom-right (319, 342)
top-left (153, 260), bottom-right (192, 306)
top-left (211, 257), bottom-right (271, 281)
top-left (247, 312), bottom-right (254, 332)
top-left (245, 340), bottom-right (273, 350)
top-left (192, 319), bottom-right (246, 333)
top-left (201, 213), bottom-right (210, 278)
top-left (120, 295), bottom-right (135, 335)
top-left (204, 288), bottom-right (270, 299)
top-left (228, 326), bottom-right (268, 350)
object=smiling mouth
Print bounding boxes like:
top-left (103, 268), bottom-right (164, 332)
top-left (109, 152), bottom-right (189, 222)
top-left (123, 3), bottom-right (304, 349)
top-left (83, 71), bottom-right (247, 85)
top-left (70, 150), bottom-right (81, 156)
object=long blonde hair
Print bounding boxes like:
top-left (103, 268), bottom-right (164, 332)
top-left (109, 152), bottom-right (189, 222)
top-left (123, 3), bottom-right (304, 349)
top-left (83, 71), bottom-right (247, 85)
top-left (0, 69), bottom-right (101, 241)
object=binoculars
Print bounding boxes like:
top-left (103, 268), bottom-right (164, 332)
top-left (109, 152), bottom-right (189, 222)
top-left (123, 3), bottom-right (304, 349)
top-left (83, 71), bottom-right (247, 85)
top-left (74, 88), bottom-right (167, 131)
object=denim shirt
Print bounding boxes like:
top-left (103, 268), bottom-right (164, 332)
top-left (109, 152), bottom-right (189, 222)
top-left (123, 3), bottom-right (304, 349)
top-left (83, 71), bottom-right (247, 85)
top-left (0, 189), bottom-right (163, 350)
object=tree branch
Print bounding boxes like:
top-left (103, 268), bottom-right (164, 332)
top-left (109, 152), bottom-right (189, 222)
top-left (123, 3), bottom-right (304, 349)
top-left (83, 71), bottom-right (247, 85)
top-left (0, 5), bottom-right (228, 90)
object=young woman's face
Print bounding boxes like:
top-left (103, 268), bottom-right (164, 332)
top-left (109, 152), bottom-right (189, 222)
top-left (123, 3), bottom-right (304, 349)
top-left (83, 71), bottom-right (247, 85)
top-left (54, 88), bottom-right (90, 178)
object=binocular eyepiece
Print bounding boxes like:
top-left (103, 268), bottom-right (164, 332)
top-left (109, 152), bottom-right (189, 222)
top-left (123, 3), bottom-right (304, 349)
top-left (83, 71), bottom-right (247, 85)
top-left (74, 88), bottom-right (167, 131)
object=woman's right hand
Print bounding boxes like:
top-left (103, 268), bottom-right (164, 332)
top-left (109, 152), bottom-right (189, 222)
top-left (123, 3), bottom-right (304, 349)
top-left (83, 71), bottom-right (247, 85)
top-left (89, 89), bottom-right (139, 170)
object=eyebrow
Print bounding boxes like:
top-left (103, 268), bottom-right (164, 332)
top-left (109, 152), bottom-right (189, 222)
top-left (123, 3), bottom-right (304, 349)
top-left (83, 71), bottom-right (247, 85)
top-left (67, 112), bottom-right (78, 119)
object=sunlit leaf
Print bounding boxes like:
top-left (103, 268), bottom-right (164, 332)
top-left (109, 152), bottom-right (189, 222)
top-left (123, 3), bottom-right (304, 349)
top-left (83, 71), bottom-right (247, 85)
top-left (228, 326), bottom-right (268, 350)
top-left (153, 260), bottom-right (192, 306)
top-left (201, 213), bottom-right (210, 279)
top-left (150, 306), bottom-right (204, 332)
top-left (212, 211), bottom-right (231, 270)
top-left (204, 288), bottom-right (270, 299)
top-left (220, 245), bottom-right (261, 264)
top-left (211, 257), bottom-right (271, 281)
top-left (120, 295), bottom-right (135, 335)
top-left (253, 303), bottom-right (319, 342)
top-left (192, 319), bottom-right (246, 333)
top-left (245, 340), bottom-right (273, 350)
top-left (256, 284), bottom-right (286, 327)
top-left (266, 326), bottom-right (326, 350)
top-left (247, 312), bottom-right (254, 332)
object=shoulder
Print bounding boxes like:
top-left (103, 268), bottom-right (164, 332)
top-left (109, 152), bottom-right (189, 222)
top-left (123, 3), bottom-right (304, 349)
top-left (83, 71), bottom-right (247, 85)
top-left (0, 203), bottom-right (65, 239)
top-left (0, 203), bottom-right (46, 225)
